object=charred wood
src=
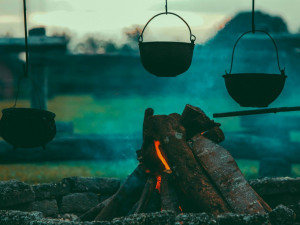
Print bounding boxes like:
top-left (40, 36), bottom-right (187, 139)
top-left (188, 134), bottom-right (271, 214)
top-left (202, 126), bottom-right (225, 144)
top-left (134, 176), bottom-right (157, 213)
top-left (181, 104), bottom-right (221, 140)
top-left (94, 165), bottom-right (148, 221)
top-left (160, 172), bottom-right (180, 214)
top-left (144, 113), bottom-right (230, 215)
top-left (145, 189), bottom-right (161, 213)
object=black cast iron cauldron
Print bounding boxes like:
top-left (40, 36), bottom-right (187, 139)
top-left (139, 12), bottom-right (196, 77)
top-left (223, 30), bottom-right (287, 107)
top-left (0, 108), bottom-right (56, 149)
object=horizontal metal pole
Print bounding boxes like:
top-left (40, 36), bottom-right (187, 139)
top-left (213, 106), bottom-right (300, 118)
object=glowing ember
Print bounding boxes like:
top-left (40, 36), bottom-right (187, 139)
top-left (179, 205), bottom-right (183, 212)
top-left (156, 175), bottom-right (161, 192)
top-left (154, 140), bottom-right (171, 172)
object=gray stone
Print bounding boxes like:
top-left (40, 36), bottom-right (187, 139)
top-left (217, 213), bottom-right (269, 225)
top-left (59, 192), bottom-right (99, 214)
top-left (30, 219), bottom-right (111, 225)
top-left (288, 203), bottom-right (300, 221)
top-left (269, 205), bottom-right (295, 225)
top-left (175, 213), bottom-right (217, 225)
top-left (249, 177), bottom-right (300, 207)
top-left (32, 180), bottom-right (70, 200)
top-left (57, 213), bottom-right (80, 222)
top-left (0, 180), bottom-right (35, 209)
top-left (63, 177), bottom-right (120, 194)
top-left (112, 210), bottom-right (175, 225)
top-left (249, 177), bottom-right (300, 196)
top-left (0, 210), bottom-right (43, 225)
top-left (19, 199), bottom-right (59, 217)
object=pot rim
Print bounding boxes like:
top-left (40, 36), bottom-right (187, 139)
top-left (223, 73), bottom-right (287, 78)
top-left (2, 107), bottom-right (56, 118)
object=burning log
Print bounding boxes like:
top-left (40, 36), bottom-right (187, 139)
top-left (144, 114), bottom-right (231, 215)
top-left (95, 165), bottom-right (148, 221)
top-left (188, 134), bottom-right (271, 214)
top-left (160, 171), bottom-right (180, 214)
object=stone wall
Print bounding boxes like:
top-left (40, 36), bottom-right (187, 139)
top-left (1, 177), bottom-right (300, 225)
top-left (0, 177), bottom-right (120, 217)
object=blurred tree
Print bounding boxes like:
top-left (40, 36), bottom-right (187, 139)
top-left (217, 11), bottom-right (289, 37)
top-left (124, 25), bottom-right (142, 43)
top-left (74, 36), bottom-right (119, 54)
top-left (51, 31), bottom-right (72, 44)
top-left (0, 32), bottom-right (13, 38)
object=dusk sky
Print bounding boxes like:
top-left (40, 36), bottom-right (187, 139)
top-left (0, 0), bottom-right (299, 44)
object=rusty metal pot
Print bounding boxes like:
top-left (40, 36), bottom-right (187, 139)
top-left (0, 108), bottom-right (56, 149)
top-left (139, 12), bottom-right (196, 77)
top-left (223, 30), bottom-right (287, 107)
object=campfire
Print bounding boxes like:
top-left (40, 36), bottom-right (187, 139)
top-left (80, 104), bottom-right (271, 222)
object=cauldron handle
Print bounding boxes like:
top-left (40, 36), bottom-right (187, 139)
top-left (226, 30), bottom-right (285, 75)
top-left (138, 12), bottom-right (196, 43)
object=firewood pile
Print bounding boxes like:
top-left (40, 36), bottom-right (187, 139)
top-left (81, 104), bottom-right (271, 222)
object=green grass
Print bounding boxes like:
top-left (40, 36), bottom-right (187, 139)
top-left (1, 159), bottom-right (300, 184)
top-left (0, 159), bottom-right (138, 184)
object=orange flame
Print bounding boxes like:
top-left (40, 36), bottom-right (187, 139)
top-left (156, 175), bottom-right (161, 192)
top-left (154, 140), bottom-right (171, 172)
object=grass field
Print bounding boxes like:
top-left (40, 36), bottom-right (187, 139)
top-left (1, 159), bottom-right (300, 184)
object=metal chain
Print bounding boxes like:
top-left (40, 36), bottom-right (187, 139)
top-left (252, 0), bottom-right (255, 33)
top-left (23, 0), bottom-right (29, 77)
top-left (12, 0), bottom-right (42, 109)
top-left (165, 0), bottom-right (168, 14)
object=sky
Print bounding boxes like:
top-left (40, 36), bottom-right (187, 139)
top-left (0, 0), bottom-right (299, 44)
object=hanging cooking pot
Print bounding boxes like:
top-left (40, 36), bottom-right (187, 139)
top-left (0, 0), bottom-right (56, 149)
top-left (139, 6), bottom-right (196, 77)
top-left (0, 107), bottom-right (56, 149)
top-left (223, 30), bottom-right (287, 107)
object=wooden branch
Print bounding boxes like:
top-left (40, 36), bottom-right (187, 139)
top-left (80, 195), bottom-right (114, 221)
top-left (213, 106), bottom-right (300, 118)
top-left (144, 189), bottom-right (161, 213)
top-left (188, 134), bottom-right (271, 214)
top-left (134, 176), bottom-right (157, 213)
top-left (160, 172), bottom-right (180, 214)
top-left (94, 165), bottom-right (148, 221)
